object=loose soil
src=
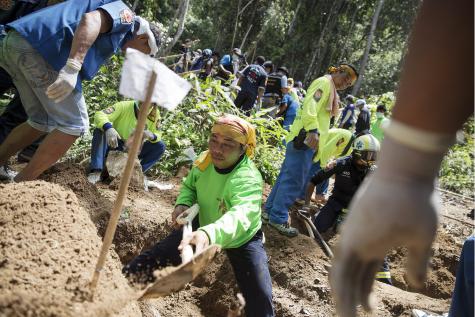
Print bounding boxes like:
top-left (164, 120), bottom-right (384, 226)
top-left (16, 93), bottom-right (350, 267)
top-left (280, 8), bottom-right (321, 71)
top-left (0, 181), bottom-right (141, 317)
top-left (2, 163), bottom-right (473, 316)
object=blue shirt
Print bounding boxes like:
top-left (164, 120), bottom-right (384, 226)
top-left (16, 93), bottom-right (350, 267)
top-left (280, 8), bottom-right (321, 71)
top-left (8, 0), bottom-right (135, 91)
top-left (239, 64), bottom-right (267, 96)
top-left (220, 54), bottom-right (232, 67)
top-left (281, 93), bottom-right (298, 130)
top-left (339, 103), bottom-right (355, 127)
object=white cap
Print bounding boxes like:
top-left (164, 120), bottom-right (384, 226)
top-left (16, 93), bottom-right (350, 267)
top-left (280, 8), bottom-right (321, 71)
top-left (135, 16), bottom-right (159, 57)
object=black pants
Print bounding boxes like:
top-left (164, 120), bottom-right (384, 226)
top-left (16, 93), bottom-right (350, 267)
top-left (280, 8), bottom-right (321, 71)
top-left (234, 91), bottom-right (256, 116)
top-left (123, 225), bottom-right (275, 317)
top-left (314, 197), bottom-right (344, 233)
top-left (314, 197), bottom-right (392, 285)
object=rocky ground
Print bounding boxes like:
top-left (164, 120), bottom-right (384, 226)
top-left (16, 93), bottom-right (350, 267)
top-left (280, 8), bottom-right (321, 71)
top-left (1, 162), bottom-right (473, 316)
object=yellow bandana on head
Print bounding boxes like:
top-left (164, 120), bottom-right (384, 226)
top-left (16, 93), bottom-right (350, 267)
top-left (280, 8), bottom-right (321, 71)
top-left (194, 114), bottom-right (257, 171)
top-left (328, 64), bottom-right (358, 86)
top-left (340, 64), bottom-right (358, 86)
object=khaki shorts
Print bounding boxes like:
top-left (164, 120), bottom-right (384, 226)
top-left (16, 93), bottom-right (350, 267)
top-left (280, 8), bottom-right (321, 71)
top-left (0, 31), bottom-right (88, 136)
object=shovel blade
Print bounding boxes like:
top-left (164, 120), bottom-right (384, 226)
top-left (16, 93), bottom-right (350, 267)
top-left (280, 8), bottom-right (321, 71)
top-left (139, 244), bottom-right (220, 299)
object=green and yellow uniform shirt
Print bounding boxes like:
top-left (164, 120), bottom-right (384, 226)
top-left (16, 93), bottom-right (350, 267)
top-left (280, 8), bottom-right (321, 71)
top-left (175, 153), bottom-right (263, 249)
top-left (315, 128), bottom-right (353, 165)
top-left (286, 76), bottom-right (333, 145)
top-left (94, 100), bottom-right (162, 142)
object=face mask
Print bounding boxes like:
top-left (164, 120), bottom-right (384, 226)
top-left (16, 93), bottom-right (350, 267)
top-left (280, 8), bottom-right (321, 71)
top-left (232, 54), bottom-right (239, 62)
top-left (376, 112), bottom-right (384, 119)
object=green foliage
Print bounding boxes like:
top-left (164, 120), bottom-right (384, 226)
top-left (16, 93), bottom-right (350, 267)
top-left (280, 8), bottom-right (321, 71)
top-left (150, 74), bottom-right (286, 184)
top-left (439, 118), bottom-right (474, 197)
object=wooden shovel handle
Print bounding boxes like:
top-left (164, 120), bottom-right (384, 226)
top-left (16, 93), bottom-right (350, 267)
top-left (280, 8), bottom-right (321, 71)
top-left (90, 71), bottom-right (158, 294)
top-left (181, 222), bottom-right (194, 263)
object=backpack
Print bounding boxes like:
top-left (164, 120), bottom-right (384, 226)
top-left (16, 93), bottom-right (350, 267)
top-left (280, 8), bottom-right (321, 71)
top-left (265, 72), bottom-right (283, 97)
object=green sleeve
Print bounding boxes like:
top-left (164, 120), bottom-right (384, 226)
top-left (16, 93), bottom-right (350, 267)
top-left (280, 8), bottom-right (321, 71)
top-left (175, 167), bottom-right (200, 207)
top-left (94, 101), bottom-right (131, 130)
top-left (199, 168), bottom-right (263, 248)
top-left (301, 77), bottom-right (331, 132)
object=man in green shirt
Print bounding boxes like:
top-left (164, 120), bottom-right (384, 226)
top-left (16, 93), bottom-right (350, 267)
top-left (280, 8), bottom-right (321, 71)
top-left (371, 104), bottom-right (390, 143)
top-left (123, 114), bottom-right (274, 317)
top-left (88, 100), bottom-right (165, 184)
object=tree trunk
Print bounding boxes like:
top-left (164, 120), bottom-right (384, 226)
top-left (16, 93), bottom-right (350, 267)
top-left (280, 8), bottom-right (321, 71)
top-left (351, 0), bottom-right (385, 95)
top-left (303, 0), bottom-right (342, 83)
top-left (240, 24), bottom-right (253, 50)
top-left (337, 5), bottom-right (358, 62)
top-left (230, 0), bottom-right (242, 50)
top-left (164, 0), bottom-right (190, 55)
top-left (312, 0), bottom-right (345, 77)
top-left (287, 0), bottom-right (303, 37)
top-left (131, 0), bottom-right (139, 11)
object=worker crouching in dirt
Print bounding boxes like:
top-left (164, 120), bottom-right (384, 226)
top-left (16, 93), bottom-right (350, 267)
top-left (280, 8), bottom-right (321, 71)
top-left (87, 100), bottom-right (165, 184)
top-left (304, 134), bottom-right (392, 285)
top-left (123, 114), bottom-right (275, 317)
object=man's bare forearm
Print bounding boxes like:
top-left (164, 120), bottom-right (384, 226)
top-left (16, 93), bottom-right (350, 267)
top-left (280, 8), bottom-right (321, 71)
top-left (304, 183), bottom-right (315, 205)
top-left (69, 10), bottom-right (111, 63)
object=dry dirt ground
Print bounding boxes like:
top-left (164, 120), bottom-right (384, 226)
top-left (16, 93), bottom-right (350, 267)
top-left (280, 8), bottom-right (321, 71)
top-left (1, 162), bottom-right (473, 316)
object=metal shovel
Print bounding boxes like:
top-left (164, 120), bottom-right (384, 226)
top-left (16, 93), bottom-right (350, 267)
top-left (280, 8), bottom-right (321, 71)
top-left (296, 209), bottom-right (334, 259)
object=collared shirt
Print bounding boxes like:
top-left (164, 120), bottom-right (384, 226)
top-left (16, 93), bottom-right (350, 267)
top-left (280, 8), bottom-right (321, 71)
top-left (8, 0), bottom-right (135, 91)
top-left (94, 100), bottom-right (161, 142)
top-left (286, 75), bottom-right (333, 143)
top-left (175, 154), bottom-right (263, 248)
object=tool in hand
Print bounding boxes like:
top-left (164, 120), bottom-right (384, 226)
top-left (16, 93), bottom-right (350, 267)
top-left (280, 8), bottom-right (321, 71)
top-left (296, 208), bottom-right (334, 259)
top-left (139, 204), bottom-right (220, 299)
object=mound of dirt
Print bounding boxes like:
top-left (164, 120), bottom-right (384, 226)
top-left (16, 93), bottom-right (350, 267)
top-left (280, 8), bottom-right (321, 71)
top-left (40, 163), bottom-right (113, 225)
top-left (14, 165), bottom-right (462, 317)
top-left (0, 181), bottom-right (141, 317)
top-left (388, 229), bottom-right (461, 299)
top-left (117, 216), bottom-right (451, 317)
top-left (39, 163), bottom-right (180, 264)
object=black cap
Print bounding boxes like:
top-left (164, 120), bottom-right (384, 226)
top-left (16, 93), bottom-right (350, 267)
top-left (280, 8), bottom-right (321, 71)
top-left (277, 66), bottom-right (289, 77)
top-left (255, 56), bottom-right (265, 65)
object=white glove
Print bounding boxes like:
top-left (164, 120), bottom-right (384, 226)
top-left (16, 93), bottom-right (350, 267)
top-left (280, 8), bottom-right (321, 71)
top-left (46, 58), bottom-right (82, 103)
top-left (330, 136), bottom-right (447, 317)
top-left (46, 59), bottom-right (82, 103)
top-left (105, 128), bottom-right (120, 148)
top-left (143, 130), bottom-right (156, 141)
